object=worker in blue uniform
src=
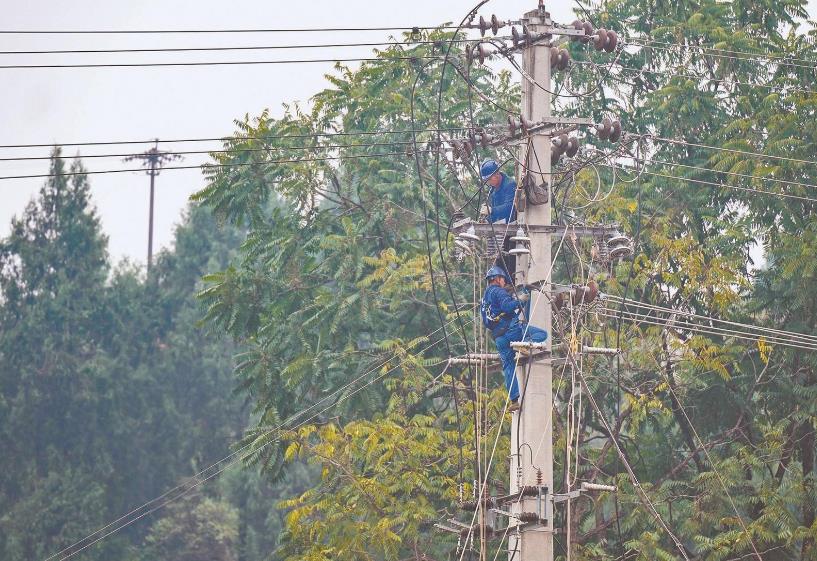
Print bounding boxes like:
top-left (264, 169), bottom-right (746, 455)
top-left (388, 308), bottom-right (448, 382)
top-left (481, 159), bottom-right (518, 278)
top-left (480, 266), bottom-right (548, 412)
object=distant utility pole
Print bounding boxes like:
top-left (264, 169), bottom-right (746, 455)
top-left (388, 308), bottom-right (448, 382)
top-left (124, 140), bottom-right (181, 270)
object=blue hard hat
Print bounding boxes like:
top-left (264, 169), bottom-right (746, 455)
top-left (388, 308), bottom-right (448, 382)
top-left (485, 265), bottom-right (509, 283)
top-left (480, 159), bottom-right (500, 180)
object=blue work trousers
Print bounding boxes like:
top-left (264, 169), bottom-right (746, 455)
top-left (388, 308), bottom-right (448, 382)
top-left (494, 323), bottom-right (548, 401)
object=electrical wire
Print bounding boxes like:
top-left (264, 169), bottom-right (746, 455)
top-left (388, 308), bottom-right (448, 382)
top-left (625, 38), bottom-right (817, 70)
top-left (0, 141), bottom-right (418, 162)
top-left (596, 308), bottom-right (817, 351)
top-left (46, 315), bottom-right (470, 561)
top-left (0, 151), bottom-right (409, 181)
top-left (0, 26), bottom-right (459, 34)
top-left (0, 38), bottom-right (481, 56)
top-left (597, 162), bottom-right (817, 204)
top-left (572, 59), bottom-right (817, 97)
top-left (0, 55), bottom-right (441, 69)
top-left (603, 294), bottom-right (817, 345)
top-left (0, 128), bottom-right (476, 149)
top-left (647, 135), bottom-right (817, 168)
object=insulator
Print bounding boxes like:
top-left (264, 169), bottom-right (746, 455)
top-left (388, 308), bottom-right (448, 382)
top-left (555, 133), bottom-right (569, 155)
top-left (551, 148), bottom-right (562, 165)
top-left (454, 239), bottom-right (470, 261)
top-left (558, 48), bottom-right (570, 70)
top-left (572, 281), bottom-right (599, 306)
top-left (461, 140), bottom-right (473, 159)
top-left (565, 136), bottom-right (580, 158)
top-left (508, 115), bottom-right (519, 138)
top-left (582, 21), bottom-right (595, 43)
top-left (467, 130), bottom-right (477, 151)
top-left (511, 26), bottom-right (522, 48)
top-left (594, 28), bottom-right (608, 51)
top-left (465, 44), bottom-right (474, 67)
top-left (570, 20), bottom-right (583, 42)
top-left (609, 120), bottom-right (622, 143)
top-left (450, 139), bottom-right (463, 159)
top-left (490, 14), bottom-right (505, 35)
top-left (609, 243), bottom-right (633, 259)
top-left (518, 512), bottom-right (539, 523)
top-left (509, 226), bottom-right (530, 244)
top-left (596, 117), bottom-right (613, 140)
top-left (536, 469), bottom-right (543, 485)
top-left (550, 47), bottom-right (569, 71)
top-left (460, 225), bottom-right (480, 242)
top-left (479, 15), bottom-right (490, 37)
top-left (553, 292), bottom-right (568, 310)
top-left (592, 237), bottom-right (610, 263)
top-left (520, 114), bottom-right (534, 135)
top-left (479, 132), bottom-right (492, 148)
top-left (509, 246), bottom-right (530, 256)
top-left (522, 24), bottom-right (533, 45)
top-left (477, 43), bottom-right (488, 65)
top-left (604, 29), bottom-right (619, 52)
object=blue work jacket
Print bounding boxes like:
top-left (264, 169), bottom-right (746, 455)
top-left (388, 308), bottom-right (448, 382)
top-left (488, 173), bottom-right (518, 224)
top-left (481, 284), bottom-right (522, 337)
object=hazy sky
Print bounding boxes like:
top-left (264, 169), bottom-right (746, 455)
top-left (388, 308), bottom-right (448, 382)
top-left (1, 1), bottom-right (813, 265)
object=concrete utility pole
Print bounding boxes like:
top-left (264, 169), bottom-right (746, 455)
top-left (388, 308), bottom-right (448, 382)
top-left (511, 5), bottom-right (554, 561)
top-left (124, 140), bottom-right (180, 270)
top-left (445, 5), bottom-right (624, 559)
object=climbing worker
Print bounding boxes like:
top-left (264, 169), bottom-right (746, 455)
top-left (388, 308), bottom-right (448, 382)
top-left (480, 159), bottom-right (518, 278)
top-left (480, 266), bottom-right (548, 412)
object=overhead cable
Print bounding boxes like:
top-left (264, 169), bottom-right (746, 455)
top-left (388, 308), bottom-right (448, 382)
top-left (0, 26), bottom-right (458, 34)
top-left (0, 127), bottom-right (471, 149)
top-left (0, 55), bottom-right (440, 69)
top-left (46, 316), bottom-right (470, 561)
top-left (0, 152), bottom-right (409, 181)
top-left (0, 38), bottom-right (482, 56)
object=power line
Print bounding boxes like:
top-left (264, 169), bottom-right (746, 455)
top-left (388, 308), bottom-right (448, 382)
top-left (0, 151), bottom-right (409, 181)
top-left (574, 60), bottom-right (817, 97)
top-left (0, 55), bottom-right (439, 69)
top-left (0, 127), bottom-right (471, 149)
top-left (0, 39), bottom-right (475, 56)
top-left (599, 162), bottom-right (817, 204)
top-left (626, 38), bottom-right (817, 70)
top-left (0, 26), bottom-right (457, 35)
top-left (648, 135), bottom-right (817, 167)
top-left (46, 317), bottom-right (469, 561)
top-left (642, 157), bottom-right (817, 192)
top-left (602, 294), bottom-right (817, 345)
top-left (0, 141), bottom-right (416, 161)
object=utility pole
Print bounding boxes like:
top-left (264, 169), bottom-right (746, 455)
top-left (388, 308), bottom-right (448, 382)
top-left (124, 140), bottom-right (181, 271)
top-left (445, 4), bottom-right (625, 560)
top-left (511, 5), bottom-right (554, 561)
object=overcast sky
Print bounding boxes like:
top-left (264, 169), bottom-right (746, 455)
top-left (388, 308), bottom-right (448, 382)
top-left (1, 1), bottom-right (814, 265)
